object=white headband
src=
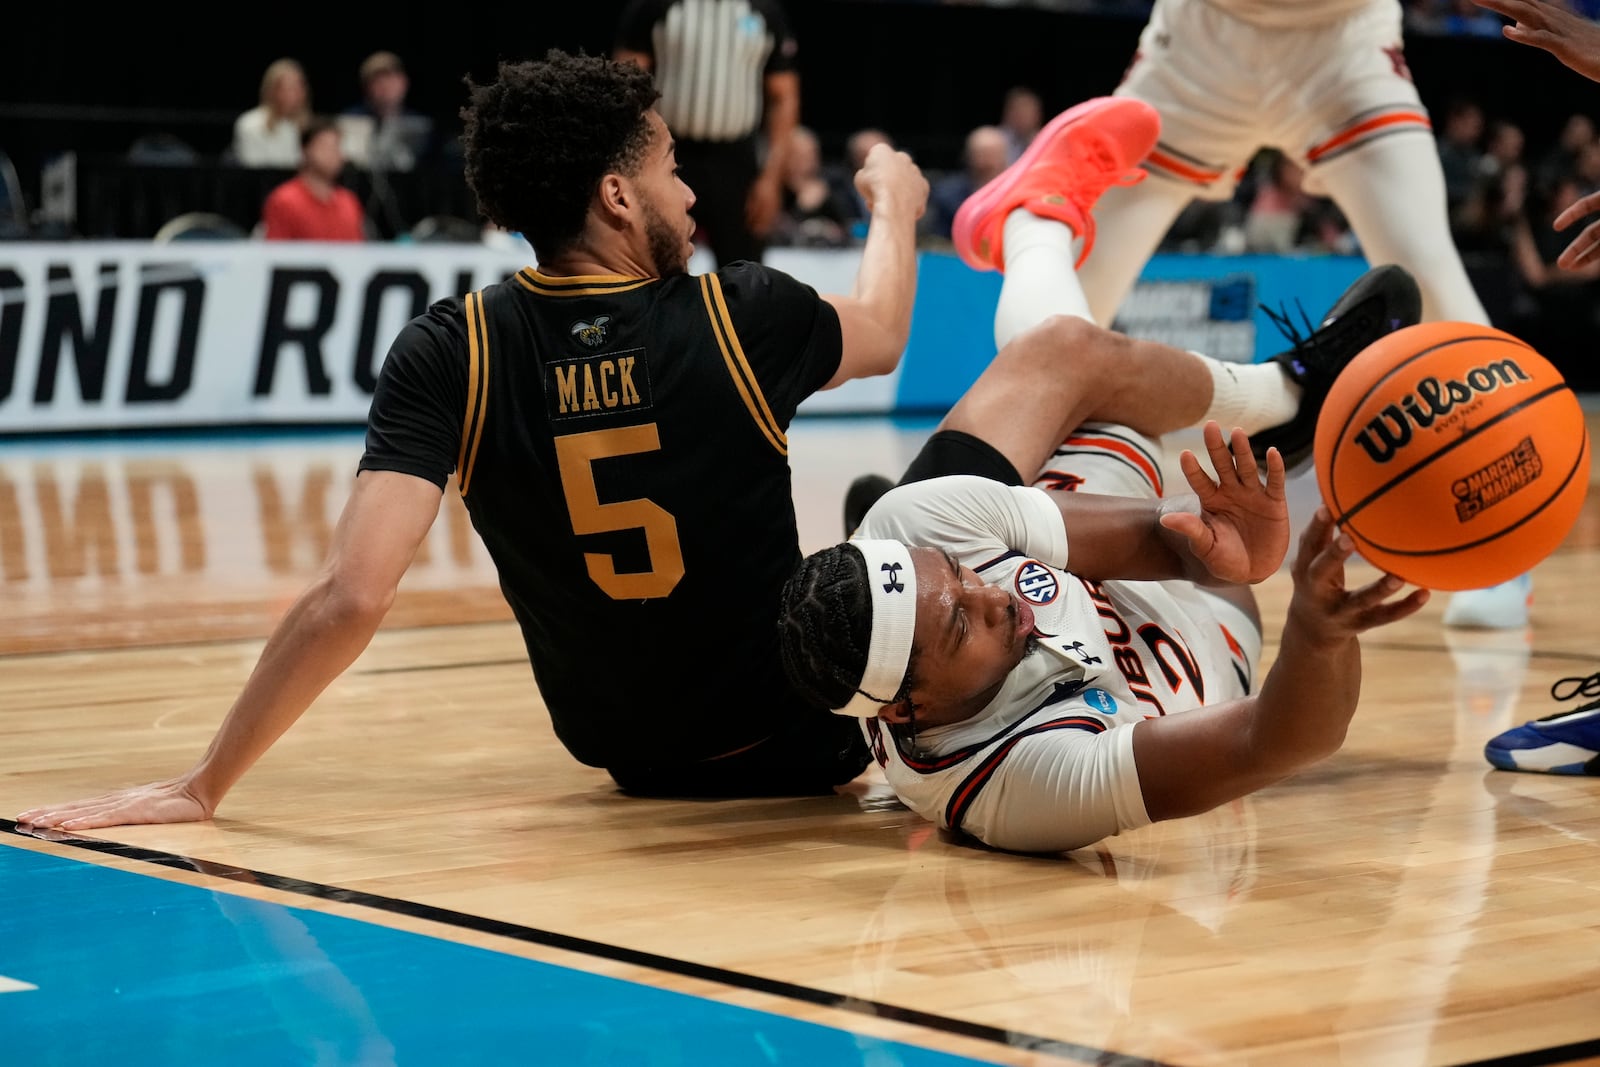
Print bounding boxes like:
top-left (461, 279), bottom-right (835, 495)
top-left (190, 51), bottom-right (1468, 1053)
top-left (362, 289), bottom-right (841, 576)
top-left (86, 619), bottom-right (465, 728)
top-left (833, 538), bottom-right (919, 718)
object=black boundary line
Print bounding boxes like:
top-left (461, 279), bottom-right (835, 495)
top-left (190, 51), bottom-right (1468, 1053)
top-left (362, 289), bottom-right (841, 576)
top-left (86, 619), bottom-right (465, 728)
top-left (0, 819), bottom-right (1163, 1067)
top-left (354, 657), bottom-right (526, 676)
top-left (0, 618), bottom-right (515, 662)
top-left (6, 825), bottom-right (1596, 1067)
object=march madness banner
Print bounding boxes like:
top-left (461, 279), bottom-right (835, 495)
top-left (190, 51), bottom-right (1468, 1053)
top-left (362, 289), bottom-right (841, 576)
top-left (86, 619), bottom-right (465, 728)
top-left (0, 242), bottom-right (1365, 434)
top-left (0, 243), bottom-right (534, 433)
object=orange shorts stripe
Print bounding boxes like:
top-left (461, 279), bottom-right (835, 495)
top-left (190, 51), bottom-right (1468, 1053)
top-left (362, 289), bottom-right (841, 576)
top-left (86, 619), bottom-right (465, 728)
top-left (1062, 434), bottom-right (1164, 495)
top-left (1144, 148), bottom-right (1226, 185)
top-left (1307, 111), bottom-right (1432, 163)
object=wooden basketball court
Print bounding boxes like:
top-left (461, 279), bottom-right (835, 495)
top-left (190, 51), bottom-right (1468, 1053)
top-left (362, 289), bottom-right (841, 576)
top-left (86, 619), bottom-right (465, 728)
top-left (3, 413), bottom-right (1598, 1066)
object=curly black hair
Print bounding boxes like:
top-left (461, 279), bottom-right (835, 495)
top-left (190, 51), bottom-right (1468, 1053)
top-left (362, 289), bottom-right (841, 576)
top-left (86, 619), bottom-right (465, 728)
top-left (460, 50), bottom-right (661, 261)
top-left (777, 544), bottom-right (922, 713)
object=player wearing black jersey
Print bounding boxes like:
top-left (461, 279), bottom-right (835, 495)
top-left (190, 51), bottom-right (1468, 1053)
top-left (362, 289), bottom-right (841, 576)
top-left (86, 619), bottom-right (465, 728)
top-left (17, 51), bottom-right (929, 831)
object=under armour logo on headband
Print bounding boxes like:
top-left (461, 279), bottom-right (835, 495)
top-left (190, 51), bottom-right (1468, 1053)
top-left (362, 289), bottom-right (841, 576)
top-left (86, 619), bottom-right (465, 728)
top-left (880, 562), bottom-right (905, 593)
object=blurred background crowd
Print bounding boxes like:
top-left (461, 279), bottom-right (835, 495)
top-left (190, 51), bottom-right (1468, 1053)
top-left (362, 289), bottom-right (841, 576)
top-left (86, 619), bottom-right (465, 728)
top-left (5, 0), bottom-right (1600, 382)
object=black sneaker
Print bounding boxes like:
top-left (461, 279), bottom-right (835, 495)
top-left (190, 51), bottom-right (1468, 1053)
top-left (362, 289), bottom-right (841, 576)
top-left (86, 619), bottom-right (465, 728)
top-left (843, 473), bottom-right (895, 537)
top-left (1249, 264), bottom-right (1422, 471)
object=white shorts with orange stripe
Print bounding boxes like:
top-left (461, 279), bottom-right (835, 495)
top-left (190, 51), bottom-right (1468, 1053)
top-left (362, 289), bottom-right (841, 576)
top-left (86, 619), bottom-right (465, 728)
top-left (1031, 422), bottom-right (1167, 500)
top-left (1114, 0), bottom-right (1430, 201)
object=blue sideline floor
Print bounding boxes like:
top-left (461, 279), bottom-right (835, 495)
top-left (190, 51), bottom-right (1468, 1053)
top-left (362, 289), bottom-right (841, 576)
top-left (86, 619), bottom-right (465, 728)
top-left (1, 843), bottom-right (998, 1067)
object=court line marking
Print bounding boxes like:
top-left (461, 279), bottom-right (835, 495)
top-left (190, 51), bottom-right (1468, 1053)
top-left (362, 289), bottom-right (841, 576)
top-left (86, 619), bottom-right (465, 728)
top-left (0, 975), bottom-right (38, 994)
top-left (0, 820), bottom-right (1169, 1067)
top-left (6, 821), bottom-right (1598, 1067)
top-left (0, 620), bottom-right (515, 662)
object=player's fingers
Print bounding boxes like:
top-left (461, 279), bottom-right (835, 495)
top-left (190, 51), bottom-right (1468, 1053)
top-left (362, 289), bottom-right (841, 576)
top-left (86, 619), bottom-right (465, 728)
top-left (1471, 0), bottom-right (1534, 18)
top-left (1306, 526), bottom-right (1356, 586)
top-left (1358, 587), bottom-right (1432, 629)
top-left (1556, 219), bottom-right (1600, 268)
top-left (1158, 510), bottom-right (1207, 547)
top-left (1263, 447), bottom-right (1287, 499)
top-left (1227, 426), bottom-right (1259, 485)
top-left (1554, 191), bottom-right (1600, 231)
top-left (1201, 421), bottom-right (1237, 484)
top-left (1292, 507), bottom-right (1335, 578)
top-left (1177, 448), bottom-right (1216, 497)
top-left (1345, 571), bottom-right (1405, 609)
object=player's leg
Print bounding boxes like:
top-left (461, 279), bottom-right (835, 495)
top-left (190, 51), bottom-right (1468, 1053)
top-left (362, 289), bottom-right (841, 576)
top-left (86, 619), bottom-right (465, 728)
top-left (1292, 5), bottom-right (1531, 629)
top-left (1312, 134), bottom-right (1488, 325)
top-left (1073, 178), bottom-right (1198, 332)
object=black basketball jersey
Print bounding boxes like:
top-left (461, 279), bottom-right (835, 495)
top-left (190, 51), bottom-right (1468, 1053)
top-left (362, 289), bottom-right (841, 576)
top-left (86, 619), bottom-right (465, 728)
top-left (359, 262), bottom-right (843, 768)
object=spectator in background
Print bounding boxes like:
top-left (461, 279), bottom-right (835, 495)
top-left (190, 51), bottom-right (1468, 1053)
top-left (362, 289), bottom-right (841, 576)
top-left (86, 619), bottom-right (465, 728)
top-left (340, 51), bottom-right (436, 173)
top-left (615, 0), bottom-right (801, 267)
top-left (260, 117), bottom-right (368, 241)
top-left (771, 126), bottom-right (853, 248)
top-left (1534, 113), bottom-right (1595, 193)
top-left (1243, 151), bottom-right (1311, 253)
top-left (1508, 170), bottom-right (1600, 383)
top-left (999, 86), bottom-right (1044, 163)
top-left (232, 58), bottom-right (312, 168)
top-left (927, 125), bottom-right (1009, 241)
top-left (833, 127), bottom-right (895, 229)
top-left (1436, 97), bottom-right (1486, 218)
top-left (1477, 118), bottom-right (1526, 183)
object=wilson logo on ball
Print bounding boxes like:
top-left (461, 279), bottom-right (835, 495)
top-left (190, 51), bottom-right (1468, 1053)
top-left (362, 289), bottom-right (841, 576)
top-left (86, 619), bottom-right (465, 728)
top-left (1353, 358), bottom-right (1533, 463)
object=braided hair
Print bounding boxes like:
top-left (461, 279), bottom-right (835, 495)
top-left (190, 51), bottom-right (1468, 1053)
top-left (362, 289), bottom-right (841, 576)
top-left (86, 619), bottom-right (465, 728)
top-left (777, 544), bottom-right (920, 714)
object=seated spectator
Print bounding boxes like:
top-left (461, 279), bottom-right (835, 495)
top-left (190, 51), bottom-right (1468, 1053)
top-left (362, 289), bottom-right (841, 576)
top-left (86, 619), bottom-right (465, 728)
top-left (1476, 119), bottom-right (1526, 184)
top-left (831, 127), bottom-right (894, 229)
top-left (1508, 171), bottom-right (1600, 388)
top-left (1535, 113), bottom-right (1595, 194)
top-left (927, 125), bottom-right (1009, 242)
top-left (259, 117), bottom-right (368, 241)
top-left (233, 58), bottom-right (312, 168)
top-left (771, 126), bottom-right (853, 248)
top-left (1436, 97), bottom-right (1485, 219)
top-left (340, 51), bottom-right (436, 173)
top-left (999, 86), bottom-right (1043, 164)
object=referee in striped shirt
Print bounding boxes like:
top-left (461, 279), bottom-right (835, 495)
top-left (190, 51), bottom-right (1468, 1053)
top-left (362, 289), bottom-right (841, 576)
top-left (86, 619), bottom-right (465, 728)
top-left (615, 0), bottom-right (800, 266)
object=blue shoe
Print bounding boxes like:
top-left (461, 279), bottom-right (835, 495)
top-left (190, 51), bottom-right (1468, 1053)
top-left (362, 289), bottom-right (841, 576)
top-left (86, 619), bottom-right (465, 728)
top-left (1485, 690), bottom-right (1600, 776)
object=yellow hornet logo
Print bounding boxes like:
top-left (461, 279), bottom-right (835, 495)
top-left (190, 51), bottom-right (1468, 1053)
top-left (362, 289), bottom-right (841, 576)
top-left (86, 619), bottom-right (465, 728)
top-left (570, 316), bottom-right (612, 347)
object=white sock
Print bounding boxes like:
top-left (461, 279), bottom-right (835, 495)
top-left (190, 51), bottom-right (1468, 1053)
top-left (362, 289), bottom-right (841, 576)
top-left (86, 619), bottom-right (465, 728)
top-left (1200, 356), bottom-right (1302, 436)
top-left (994, 209), bottom-right (1091, 350)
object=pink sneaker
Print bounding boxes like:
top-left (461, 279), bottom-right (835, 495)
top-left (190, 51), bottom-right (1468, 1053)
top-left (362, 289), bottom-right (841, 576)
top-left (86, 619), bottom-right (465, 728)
top-left (952, 96), bottom-right (1160, 273)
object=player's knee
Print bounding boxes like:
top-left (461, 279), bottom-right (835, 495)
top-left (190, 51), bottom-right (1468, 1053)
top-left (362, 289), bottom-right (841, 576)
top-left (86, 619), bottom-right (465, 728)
top-left (1006, 314), bottom-right (1113, 372)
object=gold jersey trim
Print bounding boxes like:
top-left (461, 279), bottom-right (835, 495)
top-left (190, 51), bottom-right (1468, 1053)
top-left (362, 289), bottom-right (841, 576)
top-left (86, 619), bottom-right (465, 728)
top-left (699, 274), bottom-right (786, 457)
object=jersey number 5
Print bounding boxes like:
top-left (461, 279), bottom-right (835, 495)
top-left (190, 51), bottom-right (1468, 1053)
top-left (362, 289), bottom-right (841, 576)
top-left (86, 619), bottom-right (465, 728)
top-left (554, 425), bottom-right (685, 600)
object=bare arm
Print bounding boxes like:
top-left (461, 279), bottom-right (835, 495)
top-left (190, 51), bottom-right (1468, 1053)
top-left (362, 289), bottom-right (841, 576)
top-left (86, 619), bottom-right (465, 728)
top-left (821, 143), bottom-right (929, 387)
top-left (1471, 0), bottom-right (1600, 82)
top-left (745, 71), bottom-right (800, 236)
top-left (1131, 508), bottom-right (1430, 822)
top-left (17, 470), bottom-right (443, 830)
top-left (1054, 423), bottom-right (1290, 586)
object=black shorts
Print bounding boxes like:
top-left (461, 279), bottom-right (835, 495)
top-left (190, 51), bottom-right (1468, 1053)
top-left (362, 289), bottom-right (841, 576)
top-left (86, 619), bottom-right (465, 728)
top-left (898, 428), bottom-right (1024, 486)
top-left (606, 708), bottom-right (870, 799)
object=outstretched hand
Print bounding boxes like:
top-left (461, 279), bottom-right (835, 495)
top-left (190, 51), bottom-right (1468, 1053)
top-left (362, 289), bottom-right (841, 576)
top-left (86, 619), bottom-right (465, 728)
top-left (1287, 506), bottom-right (1431, 643)
top-left (1470, 0), bottom-right (1600, 83)
top-left (1159, 421), bottom-right (1290, 584)
top-left (16, 777), bottom-right (212, 832)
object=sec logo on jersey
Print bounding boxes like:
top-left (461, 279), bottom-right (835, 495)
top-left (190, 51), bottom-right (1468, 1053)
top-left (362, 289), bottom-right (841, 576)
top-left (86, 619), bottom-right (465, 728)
top-left (1014, 561), bottom-right (1059, 606)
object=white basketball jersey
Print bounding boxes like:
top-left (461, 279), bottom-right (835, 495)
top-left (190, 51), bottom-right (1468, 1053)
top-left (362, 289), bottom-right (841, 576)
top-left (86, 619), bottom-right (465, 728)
top-left (854, 476), bottom-right (1255, 853)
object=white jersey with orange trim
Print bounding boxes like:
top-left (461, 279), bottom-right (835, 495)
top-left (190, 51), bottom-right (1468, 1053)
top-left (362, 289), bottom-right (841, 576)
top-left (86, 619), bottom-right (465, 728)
top-left (852, 471), bottom-right (1260, 855)
top-left (1114, 0), bottom-right (1430, 200)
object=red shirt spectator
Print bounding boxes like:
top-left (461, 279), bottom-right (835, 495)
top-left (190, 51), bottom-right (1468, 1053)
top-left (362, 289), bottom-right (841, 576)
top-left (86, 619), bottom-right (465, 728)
top-left (261, 117), bottom-right (368, 241)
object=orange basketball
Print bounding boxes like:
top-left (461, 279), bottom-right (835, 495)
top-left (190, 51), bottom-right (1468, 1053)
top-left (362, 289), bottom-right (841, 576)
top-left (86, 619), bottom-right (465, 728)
top-left (1312, 321), bottom-right (1590, 591)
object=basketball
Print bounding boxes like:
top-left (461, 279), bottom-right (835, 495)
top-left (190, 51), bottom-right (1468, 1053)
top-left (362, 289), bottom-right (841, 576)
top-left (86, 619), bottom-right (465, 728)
top-left (1312, 321), bottom-right (1590, 591)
